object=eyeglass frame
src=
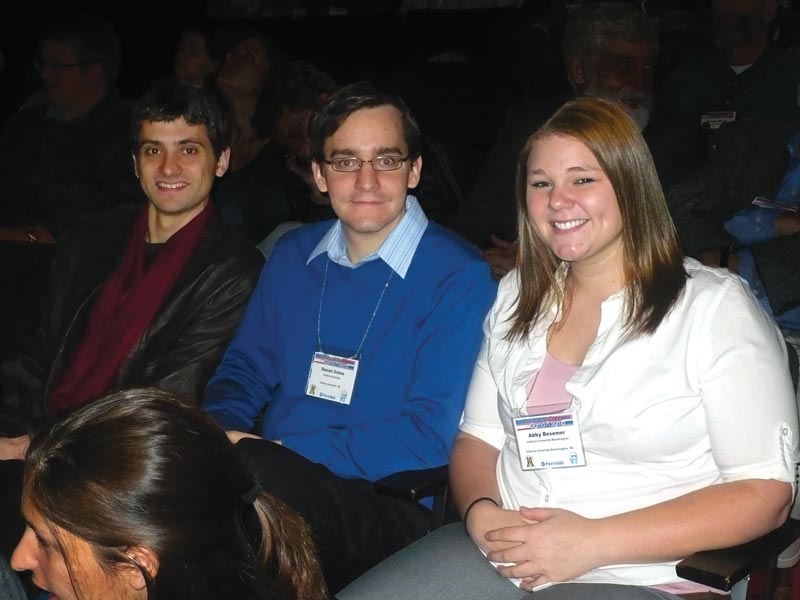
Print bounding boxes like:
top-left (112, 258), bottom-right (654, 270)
top-left (322, 154), bottom-right (410, 173)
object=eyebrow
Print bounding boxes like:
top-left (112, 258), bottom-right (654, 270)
top-left (328, 146), bottom-right (405, 157)
top-left (138, 138), bottom-right (205, 149)
top-left (529, 165), bottom-right (601, 175)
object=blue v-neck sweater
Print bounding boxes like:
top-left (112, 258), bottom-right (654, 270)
top-left (204, 220), bottom-right (496, 481)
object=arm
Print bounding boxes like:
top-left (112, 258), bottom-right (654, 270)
top-left (750, 232), bottom-right (800, 315)
top-left (486, 479), bottom-right (791, 588)
top-left (452, 331), bottom-right (529, 553)
top-left (136, 254), bottom-right (263, 404)
top-left (451, 432), bottom-right (527, 553)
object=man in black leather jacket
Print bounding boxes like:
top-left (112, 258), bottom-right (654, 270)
top-left (0, 79), bottom-right (263, 453)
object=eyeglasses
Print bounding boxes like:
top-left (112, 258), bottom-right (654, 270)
top-left (324, 155), bottom-right (409, 173)
top-left (35, 58), bottom-right (95, 71)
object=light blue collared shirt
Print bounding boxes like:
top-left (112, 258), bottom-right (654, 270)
top-left (306, 195), bottom-right (428, 279)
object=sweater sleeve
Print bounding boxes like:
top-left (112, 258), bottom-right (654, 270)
top-left (279, 259), bottom-right (497, 480)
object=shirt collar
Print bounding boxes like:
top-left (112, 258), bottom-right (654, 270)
top-left (307, 195), bottom-right (428, 279)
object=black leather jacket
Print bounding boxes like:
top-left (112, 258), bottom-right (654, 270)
top-left (0, 204), bottom-right (264, 435)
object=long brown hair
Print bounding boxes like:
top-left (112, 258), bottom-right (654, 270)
top-left (509, 96), bottom-right (686, 340)
top-left (23, 388), bottom-right (327, 600)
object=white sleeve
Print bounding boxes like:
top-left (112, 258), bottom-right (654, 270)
top-left (699, 276), bottom-right (799, 493)
top-left (460, 280), bottom-right (511, 450)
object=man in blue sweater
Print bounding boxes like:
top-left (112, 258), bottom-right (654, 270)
top-left (203, 82), bottom-right (496, 593)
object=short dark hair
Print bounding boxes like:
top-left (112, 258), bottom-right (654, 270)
top-left (130, 79), bottom-right (232, 157)
top-left (39, 13), bottom-right (122, 83)
top-left (308, 81), bottom-right (421, 163)
top-left (562, 1), bottom-right (659, 77)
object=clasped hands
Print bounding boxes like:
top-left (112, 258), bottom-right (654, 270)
top-left (468, 502), bottom-right (602, 591)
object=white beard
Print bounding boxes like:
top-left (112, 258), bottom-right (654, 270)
top-left (583, 81), bottom-right (654, 132)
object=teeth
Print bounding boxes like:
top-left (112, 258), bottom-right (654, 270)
top-left (158, 182), bottom-right (185, 189)
top-left (553, 219), bottom-right (586, 230)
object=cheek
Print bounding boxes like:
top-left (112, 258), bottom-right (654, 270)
top-left (526, 193), bottom-right (547, 227)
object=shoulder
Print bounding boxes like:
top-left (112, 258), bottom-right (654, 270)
top-left (680, 258), bottom-right (765, 318)
top-left (271, 220), bottom-right (332, 257)
top-left (415, 223), bottom-right (493, 274)
top-left (202, 212), bottom-right (265, 272)
top-left (61, 204), bottom-right (141, 245)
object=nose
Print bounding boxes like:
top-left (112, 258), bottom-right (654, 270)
top-left (10, 528), bottom-right (38, 573)
top-left (548, 185), bottom-right (573, 210)
top-left (627, 64), bottom-right (652, 92)
top-left (159, 150), bottom-right (181, 176)
top-left (354, 161), bottom-right (379, 191)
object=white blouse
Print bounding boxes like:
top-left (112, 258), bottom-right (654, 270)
top-left (461, 258), bottom-right (799, 587)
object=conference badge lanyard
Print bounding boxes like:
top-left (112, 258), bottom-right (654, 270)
top-left (512, 374), bottom-right (586, 471)
top-left (306, 258), bottom-right (392, 405)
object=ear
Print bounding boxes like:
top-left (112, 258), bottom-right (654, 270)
top-left (567, 56), bottom-right (587, 89)
top-left (215, 147), bottom-right (231, 177)
top-left (122, 545), bottom-right (159, 590)
top-left (407, 156), bottom-right (422, 190)
top-left (132, 155), bottom-right (139, 179)
top-left (311, 160), bottom-right (328, 193)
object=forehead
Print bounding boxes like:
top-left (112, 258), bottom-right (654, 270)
top-left (325, 105), bottom-right (407, 154)
top-left (528, 135), bottom-right (599, 168)
top-left (596, 38), bottom-right (657, 63)
top-left (138, 117), bottom-right (212, 147)
top-left (41, 41), bottom-right (80, 61)
top-left (234, 36), bottom-right (269, 57)
top-left (178, 32), bottom-right (206, 52)
top-left (714, 0), bottom-right (761, 12)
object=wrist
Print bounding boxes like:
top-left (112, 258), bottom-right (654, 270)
top-left (463, 496), bottom-right (499, 533)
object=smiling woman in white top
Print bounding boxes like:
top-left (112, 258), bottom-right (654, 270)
top-left (338, 96), bottom-right (800, 600)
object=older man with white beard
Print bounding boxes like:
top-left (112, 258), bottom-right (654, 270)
top-left (447, 1), bottom-right (702, 279)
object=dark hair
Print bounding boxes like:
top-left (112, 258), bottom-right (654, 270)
top-left (130, 78), bottom-right (233, 157)
top-left (561, 1), bottom-right (658, 88)
top-left (23, 388), bottom-right (327, 600)
top-left (308, 81), bottom-right (421, 162)
top-left (39, 13), bottom-right (122, 83)
top-left (256, 60), bottom-right (339, 138)
top-left (510, 96), bottom-right (686, 340)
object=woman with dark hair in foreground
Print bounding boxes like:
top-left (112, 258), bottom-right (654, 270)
top-left (10, 388), bottom-right (328, 600)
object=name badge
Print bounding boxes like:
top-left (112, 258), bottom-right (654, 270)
top-left (306, 352), bottom-right (359, 405)
top-left (513, 411), bottom-right (586, 470)
top-left (700, 110), bottom-right (736, 129)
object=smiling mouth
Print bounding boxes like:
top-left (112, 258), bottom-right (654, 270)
top-left (553, 219), bottom-right (588, 231)
top-left (157, 182), bottom-right (187, 190)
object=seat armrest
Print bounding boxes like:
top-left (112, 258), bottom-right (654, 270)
top-left (373, 465), bottom-right (449, 503)
top-left (675, 518), bottom-right (800, 591)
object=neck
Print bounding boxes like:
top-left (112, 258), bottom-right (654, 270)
top-left (60, 87), bottom-right (107, 121)
top-left (147, 200), bottom-right (207, 243)
top-left (344, 231), bottom-right (386, 264)
top-left (566, 250), bottom-right (626, 302)
top-left (725, 36), bottom-right (768, 66)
